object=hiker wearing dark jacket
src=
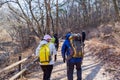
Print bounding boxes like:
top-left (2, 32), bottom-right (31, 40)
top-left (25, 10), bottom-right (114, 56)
top-left (61, 33), bottom-right (83, 80)
top-left (53, 34), bottom-right (59, 51)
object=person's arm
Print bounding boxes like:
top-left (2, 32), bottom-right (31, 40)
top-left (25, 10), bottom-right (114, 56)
top-left (65, 41), bottom-right (73, 61)
top-left (51, 43), bottom-right (57, 62)
top-left (35, 43), bottom-right (41, 56)
top-left (32, 42), bottom-right (41, 63)
top-left (61, 41), bottom-right (67, 63)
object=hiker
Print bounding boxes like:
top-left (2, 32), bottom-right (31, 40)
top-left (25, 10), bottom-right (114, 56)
top-left (35, 34), bottom-right (57, 80)
top-left (50, 33), bottom-right (59, 61)
top-left (53, 34), bottom-right (59, 51)
top-left (61, 33), bottom-right (84, 80)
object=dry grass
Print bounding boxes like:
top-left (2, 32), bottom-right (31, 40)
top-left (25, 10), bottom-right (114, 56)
top-left (0, 29), bottom-right (12, 42)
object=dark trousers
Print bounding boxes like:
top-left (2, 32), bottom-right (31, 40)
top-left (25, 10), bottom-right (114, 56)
top-left (67, 62), bottom-right (82, 80)
top-left (40, 65), bottom-right (53, 80)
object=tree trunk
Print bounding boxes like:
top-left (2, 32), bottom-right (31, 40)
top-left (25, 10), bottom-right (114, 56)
top-left (113, 0), bottom-right (120, 21)
top-left (44, 0), bottom-right (50, 34)
top-left (56, 0), bottom-right (59, 35)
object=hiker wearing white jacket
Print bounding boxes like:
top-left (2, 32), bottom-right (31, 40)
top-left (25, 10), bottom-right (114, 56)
top-left (35, 34), bottom-right (57, 80)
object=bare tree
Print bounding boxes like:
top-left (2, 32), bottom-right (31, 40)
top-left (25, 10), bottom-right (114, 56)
top-left (55, 0), bottom-right (58, 34)
top-left (1, 0), bottom-right (119, 38)
top-left (112, 0), bottom-right (120, 21)
top-left (44, 0), bottom-right (50, 34)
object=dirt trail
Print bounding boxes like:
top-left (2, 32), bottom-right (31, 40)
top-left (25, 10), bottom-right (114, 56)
top-left (24, 41), bottom-right (112, 80)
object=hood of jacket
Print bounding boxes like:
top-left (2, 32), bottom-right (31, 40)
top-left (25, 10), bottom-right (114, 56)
top-left (40, 40), bottom-right (48, 46)
top-left (65, 33), bottom-right (71, 40)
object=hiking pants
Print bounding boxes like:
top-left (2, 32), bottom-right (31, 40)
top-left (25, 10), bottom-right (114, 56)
top-left (67, 62), bottom-right (82, 80)
top-left (40, 65), bottom-right (53, 80)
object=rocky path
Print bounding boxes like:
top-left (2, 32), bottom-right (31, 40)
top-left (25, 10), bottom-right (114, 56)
top-left (24, 42), bottom-right (111, 80)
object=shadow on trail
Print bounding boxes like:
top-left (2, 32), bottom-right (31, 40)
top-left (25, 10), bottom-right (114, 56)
top-left (84, 53), bottom-right (92, 58)
top-left (51, 62), bottom-right (103, 80)
top-left (54, 61), bottom-right (64, 66)
top-left (82, 63), bottom-right (96, 69)
top-left (84, 62), bottom-right (103, 80)
top-left (82, 63), bottom-right (99, 71)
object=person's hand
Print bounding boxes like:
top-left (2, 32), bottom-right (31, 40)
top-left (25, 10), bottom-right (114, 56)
top-left (32, 53), bottom-right (35, 56)
top-left (81, 61), bottom-right (83, 65)
top-left (63, 58), bottom-right (65, 63)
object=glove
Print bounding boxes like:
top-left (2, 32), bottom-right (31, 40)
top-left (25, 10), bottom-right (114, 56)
top-left (63, 58), bottom-right (66, 63)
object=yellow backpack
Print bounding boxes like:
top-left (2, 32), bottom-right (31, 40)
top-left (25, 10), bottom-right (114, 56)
top-left (39, 43), bottom-right (51, 65)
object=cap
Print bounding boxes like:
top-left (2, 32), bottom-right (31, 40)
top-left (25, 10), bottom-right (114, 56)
top-left (43, 34), bottom-right (52, 40)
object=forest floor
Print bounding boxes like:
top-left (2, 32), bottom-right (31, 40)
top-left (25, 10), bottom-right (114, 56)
top-left (22, 41), bottom-right (112, 80)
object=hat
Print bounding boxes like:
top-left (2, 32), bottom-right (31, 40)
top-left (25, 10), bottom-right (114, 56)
top-left (43, 34), bottom-right (52, 40)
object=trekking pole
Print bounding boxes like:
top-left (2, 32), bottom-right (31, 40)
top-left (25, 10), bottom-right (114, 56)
top-left (81, 31), bottom-right (86, 63)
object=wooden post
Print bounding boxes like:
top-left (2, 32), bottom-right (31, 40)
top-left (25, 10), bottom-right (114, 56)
top-left (19, 55), bottom-right (22, 71)
top-left (18, 53), bottom-right (22, 79)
